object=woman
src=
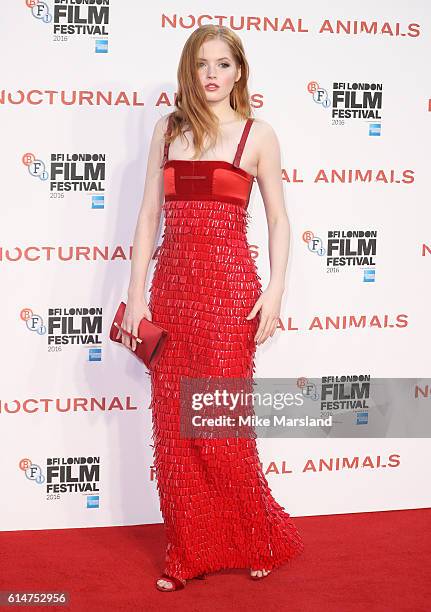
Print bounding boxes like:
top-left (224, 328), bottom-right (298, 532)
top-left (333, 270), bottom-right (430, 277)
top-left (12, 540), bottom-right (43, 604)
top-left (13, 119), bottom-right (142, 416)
top-left (121, 24), bottom-right (304, 591)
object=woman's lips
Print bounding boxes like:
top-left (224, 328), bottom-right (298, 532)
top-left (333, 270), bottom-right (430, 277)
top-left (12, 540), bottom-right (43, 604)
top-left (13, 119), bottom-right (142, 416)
top-left (205, 84), bottom-right (219, 90)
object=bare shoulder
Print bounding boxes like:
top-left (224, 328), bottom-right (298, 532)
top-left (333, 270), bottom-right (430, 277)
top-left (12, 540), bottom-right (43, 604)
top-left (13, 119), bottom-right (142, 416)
top-left (154, 112), bottom-right (172, 139)
top-left (150, 113), bottom-right (175, 165)
top-left (250, 117), bottom-right (280, 160)
top-left (251, 117), bottom-right (279, 139)
top-left (145, 113), bottom-right (174, 172)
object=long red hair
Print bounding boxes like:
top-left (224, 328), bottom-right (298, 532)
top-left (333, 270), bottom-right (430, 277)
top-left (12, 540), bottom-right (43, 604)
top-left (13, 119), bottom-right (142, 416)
top-left (164, 25), bottom-right (253, 159)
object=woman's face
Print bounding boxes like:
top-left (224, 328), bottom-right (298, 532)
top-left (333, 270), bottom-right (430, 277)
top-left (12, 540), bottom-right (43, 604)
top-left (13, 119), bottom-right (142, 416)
top-left (196, 38), bottom-right (241, 103)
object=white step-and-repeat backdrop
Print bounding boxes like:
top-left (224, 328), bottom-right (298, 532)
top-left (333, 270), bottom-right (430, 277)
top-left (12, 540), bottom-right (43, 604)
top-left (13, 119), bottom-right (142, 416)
top-left (1, 2), bottom-right (430, 530)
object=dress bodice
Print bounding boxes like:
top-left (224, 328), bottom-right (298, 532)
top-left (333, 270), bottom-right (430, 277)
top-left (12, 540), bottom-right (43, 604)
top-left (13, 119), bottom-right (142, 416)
top-left (161, 117), bottom-right (255, 209)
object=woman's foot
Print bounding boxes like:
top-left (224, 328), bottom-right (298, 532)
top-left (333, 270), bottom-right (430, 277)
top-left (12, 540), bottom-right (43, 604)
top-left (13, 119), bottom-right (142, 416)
top-left (156, 572), bottom-right (205, 591)
top-left (250, 568), bottom-right (271, 579)
top-left (156, 575), bottom-right (186, 591)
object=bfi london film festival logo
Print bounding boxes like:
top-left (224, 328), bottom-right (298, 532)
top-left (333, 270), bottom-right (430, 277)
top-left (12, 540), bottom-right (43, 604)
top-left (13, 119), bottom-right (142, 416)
top-left (20, 456), bottom-right (100, 508)
top-left (297, 375), bottom-right (371, 425)
top-left (22, 151), bottom-right (106, 209)
top-left (26, 0), bottom-right (110, 53)
top-left (307, 80), bottom-right (383, 136)
top-left (20, 306), bottom-right (103, 362)
top-left (303, 229), bottom-right (377, 282)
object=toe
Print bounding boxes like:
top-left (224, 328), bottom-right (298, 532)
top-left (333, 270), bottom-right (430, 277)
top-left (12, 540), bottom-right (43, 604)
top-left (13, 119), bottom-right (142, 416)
top-left (250, 568), bottom-right (272, 578)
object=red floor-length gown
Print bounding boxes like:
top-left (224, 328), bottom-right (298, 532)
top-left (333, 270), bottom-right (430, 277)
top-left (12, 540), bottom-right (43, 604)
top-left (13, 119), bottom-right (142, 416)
top-left (148, 114), bottom-right (304, 580)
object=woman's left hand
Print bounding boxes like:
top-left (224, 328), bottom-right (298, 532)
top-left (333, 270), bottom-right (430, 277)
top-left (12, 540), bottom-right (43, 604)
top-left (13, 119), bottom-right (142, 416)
top-left (246, 284), bottom-right (283, 345)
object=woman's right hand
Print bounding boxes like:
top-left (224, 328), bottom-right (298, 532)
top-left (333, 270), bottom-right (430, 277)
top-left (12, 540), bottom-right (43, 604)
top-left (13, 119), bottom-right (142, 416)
top-left (116, 296), bottom-right (152, 352)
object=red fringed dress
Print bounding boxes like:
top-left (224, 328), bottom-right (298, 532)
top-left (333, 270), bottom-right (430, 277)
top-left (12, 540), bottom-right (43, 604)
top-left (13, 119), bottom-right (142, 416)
top-left (148, 116), bottom-right (304, 580)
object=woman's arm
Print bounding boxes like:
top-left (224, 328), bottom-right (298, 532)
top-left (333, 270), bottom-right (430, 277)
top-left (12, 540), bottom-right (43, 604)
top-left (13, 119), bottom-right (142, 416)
top-left (120, 114), bottom-right (168, 350)
top-left (246, 120), bottom-right (291, 345)
top-left (127, 114), bottom-right (168, 300)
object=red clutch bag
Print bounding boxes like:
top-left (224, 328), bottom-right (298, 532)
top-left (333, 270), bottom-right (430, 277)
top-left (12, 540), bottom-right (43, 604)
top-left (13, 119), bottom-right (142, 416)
top-left (110, 301), bottom-right (168, 369)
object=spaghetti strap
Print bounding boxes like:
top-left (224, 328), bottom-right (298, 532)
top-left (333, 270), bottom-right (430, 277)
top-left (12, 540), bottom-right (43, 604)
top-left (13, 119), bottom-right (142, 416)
top-left (232, 118), bottom-right (254, 168)
top-left (160, 113), bottom-right (173, 169)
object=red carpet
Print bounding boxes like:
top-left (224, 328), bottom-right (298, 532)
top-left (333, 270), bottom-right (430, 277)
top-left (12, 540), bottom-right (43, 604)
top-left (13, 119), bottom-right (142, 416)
top-left (1, 509), bottom-right (430, 611)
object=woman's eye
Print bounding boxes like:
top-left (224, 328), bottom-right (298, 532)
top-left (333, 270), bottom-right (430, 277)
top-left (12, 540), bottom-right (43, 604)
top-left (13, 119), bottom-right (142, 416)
top-left (197, 62), bottom-right (231, 68)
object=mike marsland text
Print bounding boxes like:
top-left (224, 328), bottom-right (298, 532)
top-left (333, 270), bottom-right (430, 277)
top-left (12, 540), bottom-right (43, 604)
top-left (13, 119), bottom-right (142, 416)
top-left (191, 415), bottom-right (332, 427)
